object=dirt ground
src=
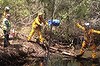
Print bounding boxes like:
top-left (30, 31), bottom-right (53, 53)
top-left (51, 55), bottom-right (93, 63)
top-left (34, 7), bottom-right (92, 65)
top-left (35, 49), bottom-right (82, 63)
top-left (0, 31), bottom-right (100, 66)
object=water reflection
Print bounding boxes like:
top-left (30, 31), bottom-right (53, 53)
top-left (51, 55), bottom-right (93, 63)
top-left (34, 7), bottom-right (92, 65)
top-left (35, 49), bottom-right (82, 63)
top-left (34, 58), bottom-right (45, 66)
top-left (79, 61), bottom-right (97, 66)
top-left (34, 57), bottom-right (100, 66)
top-left (39, 61), bottom-right (44, 66)
top-left (67, 59), bottom-right (99, 66)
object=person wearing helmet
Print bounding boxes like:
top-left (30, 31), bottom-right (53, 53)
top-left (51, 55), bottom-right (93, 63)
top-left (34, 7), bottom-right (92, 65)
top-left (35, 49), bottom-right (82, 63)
top-left (2, 14), bottom-right (11, 47)
top-left (76, 21), bottom-right (100, 59)
top-left (27, 12), bottom-right (48, 44)
top-left (3, 6), bottom-right (10, 18)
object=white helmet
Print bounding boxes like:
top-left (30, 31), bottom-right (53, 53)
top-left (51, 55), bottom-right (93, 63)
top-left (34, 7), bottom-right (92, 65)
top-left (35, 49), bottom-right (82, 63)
top-left (84, 22), bottom-right (91, 29)
top-left (5, 6), bottom-right (10, 10)
top-left (84, 23), bottom-right (90, 26)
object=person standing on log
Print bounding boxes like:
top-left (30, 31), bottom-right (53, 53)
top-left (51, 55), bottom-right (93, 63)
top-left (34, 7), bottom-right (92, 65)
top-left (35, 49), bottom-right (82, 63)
top-left (76, 21), bottom-right (100, 59)
top-left (27, 12), bottom-right (48, 44)
top-left (2, 14), bottom-right (11, 47)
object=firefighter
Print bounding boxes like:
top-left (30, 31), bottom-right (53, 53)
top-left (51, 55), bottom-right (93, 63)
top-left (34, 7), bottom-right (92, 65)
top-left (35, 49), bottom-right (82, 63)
top-left (76, 22), bottom-right (100, 59)
top-left (0, 6), bottom-right (10, 23)
top-left (3, 6), bottom-right (10, 18)
top-left (27, 12), bottom-right (48, 44)
top-left (2, 14), bottom-right (11, 47)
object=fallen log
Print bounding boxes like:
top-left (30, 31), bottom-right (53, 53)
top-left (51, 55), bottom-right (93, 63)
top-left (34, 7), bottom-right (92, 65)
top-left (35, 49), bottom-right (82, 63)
top-left (50, 47), bottom-right (76, 56)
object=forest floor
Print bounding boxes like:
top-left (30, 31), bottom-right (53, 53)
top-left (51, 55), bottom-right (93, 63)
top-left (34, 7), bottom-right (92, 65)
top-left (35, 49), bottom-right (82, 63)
top-left (0, 35), bottom-right (100, 66)
top-left (0, 28), bottom-right (99, 66)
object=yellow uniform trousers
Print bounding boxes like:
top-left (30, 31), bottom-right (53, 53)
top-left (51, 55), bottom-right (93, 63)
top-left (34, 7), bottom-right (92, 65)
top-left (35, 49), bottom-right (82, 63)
top-left (28, 27), bottom-right (44, 43)
top-left (80, 41), bottom-right (97, 59)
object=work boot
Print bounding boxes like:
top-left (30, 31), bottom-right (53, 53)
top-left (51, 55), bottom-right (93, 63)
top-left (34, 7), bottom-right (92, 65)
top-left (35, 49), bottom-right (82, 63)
top-left (92, 52), bottom-right (96, 59)
top-left (27, 37), bottom-right (32, 42)
top-left (4, 39), bottom-right (9, 47)
top-left (4, 42), bottom-right (10, 47)
top-left (4, 44), bottom-right (8, 47)
top-left (76, 49), bottom-right (84, 58)
top-left (27, 36), bottom-right (31, 42)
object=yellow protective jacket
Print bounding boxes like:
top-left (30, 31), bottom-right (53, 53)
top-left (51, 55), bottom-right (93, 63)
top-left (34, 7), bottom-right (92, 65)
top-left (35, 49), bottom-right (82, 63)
top-left (2, 11), bottom-right (10, 18)
top-left (3, 11), bottom-right (7, 18)
top-left (1, 11), bottom-right (10, 23)
top-left (32, 17), bottom-right (41, 29)
top-left (32, 16), bottom-right (48, 29)
top-left (76, 23), bottom-right (100, 43)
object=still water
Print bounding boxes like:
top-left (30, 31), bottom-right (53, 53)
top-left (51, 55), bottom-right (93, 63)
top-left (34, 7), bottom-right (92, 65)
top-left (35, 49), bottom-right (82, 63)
top-left (33, 55), bottom-right (100, 66)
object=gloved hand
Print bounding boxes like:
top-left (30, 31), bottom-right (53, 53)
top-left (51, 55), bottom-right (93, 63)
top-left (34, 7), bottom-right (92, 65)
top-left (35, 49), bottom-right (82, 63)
top-left (40, 23), bottom-right (44, 26)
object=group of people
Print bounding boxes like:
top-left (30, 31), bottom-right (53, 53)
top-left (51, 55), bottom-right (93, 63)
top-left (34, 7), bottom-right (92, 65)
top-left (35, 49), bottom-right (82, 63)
top-left (1, 6), bottom-right (100, 59)
top-left (1, 6), bottom-right (48, 47)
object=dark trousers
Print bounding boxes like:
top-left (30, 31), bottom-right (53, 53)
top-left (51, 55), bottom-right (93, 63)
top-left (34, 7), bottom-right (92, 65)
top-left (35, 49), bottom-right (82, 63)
top-left (3, 30), bottom-right (10, 47)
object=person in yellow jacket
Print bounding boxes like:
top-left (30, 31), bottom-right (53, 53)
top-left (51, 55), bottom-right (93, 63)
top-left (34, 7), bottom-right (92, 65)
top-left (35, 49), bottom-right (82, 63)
top-left (76, 22), bottom-right (100, 59)
top-left (0, 6), bottom-right (10, 23)
top-left (3, 6), bottom-right (10, 18)
top-left (27, 12), bottom-right (48, 44)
